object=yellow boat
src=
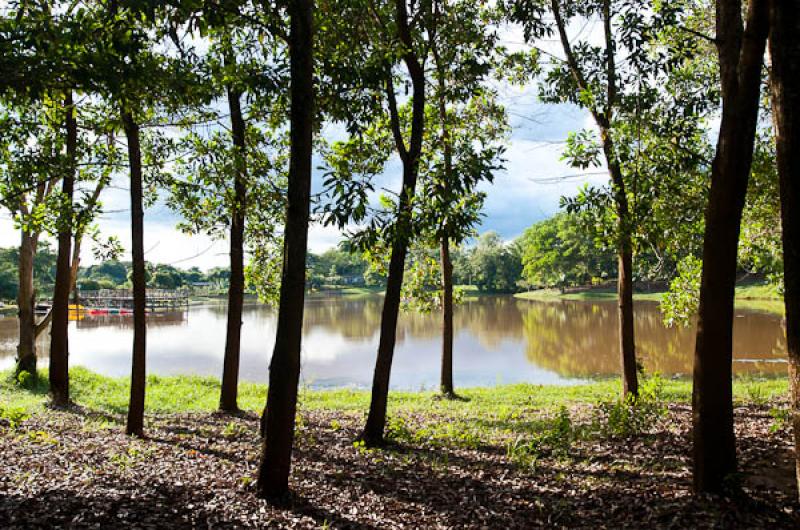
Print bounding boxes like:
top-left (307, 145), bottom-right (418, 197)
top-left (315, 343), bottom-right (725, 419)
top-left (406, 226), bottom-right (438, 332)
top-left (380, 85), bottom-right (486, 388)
top-left (68, 304), bottom-right (86, 321)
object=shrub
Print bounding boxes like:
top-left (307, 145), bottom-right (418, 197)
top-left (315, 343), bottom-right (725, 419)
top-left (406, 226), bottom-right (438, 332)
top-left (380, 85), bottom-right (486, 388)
top-left (14, 370), bottom-right (35, 389)
top-left (505, 406), bottom-right (575, 468)
top-left (593, 375), bottom-right (667, 438)
top-left (0, 404), bottom-right (29, 429)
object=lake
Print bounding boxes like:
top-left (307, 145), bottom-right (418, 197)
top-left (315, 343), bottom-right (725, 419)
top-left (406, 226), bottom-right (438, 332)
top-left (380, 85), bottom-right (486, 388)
top-left (0, 294), bottom-right (788, 389)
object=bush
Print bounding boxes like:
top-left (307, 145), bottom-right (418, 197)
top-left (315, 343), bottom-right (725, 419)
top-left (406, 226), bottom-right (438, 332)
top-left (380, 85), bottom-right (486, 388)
top-left (0, 403), bottom-right (29, 429)
top-left (506, 406), bottom-right (575, 468)
top-left (593, 375), bottom-right (667, 438)
top-left (15, 370), bottom-right (36, 389)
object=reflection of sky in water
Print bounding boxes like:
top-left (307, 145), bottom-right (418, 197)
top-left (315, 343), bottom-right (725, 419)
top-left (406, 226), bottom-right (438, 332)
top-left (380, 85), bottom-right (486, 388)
top-left (0, 296), bottom-right (787, 389)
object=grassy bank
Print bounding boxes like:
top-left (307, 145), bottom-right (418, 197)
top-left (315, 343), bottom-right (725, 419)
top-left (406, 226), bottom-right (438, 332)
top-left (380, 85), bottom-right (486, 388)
top-left (2, 367), bottom-right (788, 419)
top-left (515, 281), bottom-right (785, 314)
top-left (311, 285), bottom-right (386, 298)
top-left (515, 288), bottom-right (661, 302)
top-left (2, 368), bottom-right (797, 528)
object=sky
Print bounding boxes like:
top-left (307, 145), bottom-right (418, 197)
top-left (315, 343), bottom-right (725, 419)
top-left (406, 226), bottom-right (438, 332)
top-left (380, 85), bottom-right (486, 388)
top-left (0, 23), bottom-right (612, 271)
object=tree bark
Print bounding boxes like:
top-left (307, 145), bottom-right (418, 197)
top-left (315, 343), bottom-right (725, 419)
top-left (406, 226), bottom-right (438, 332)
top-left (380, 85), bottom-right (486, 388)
top-left (122, 110), bottom-right (147, 437)
top-left (219, 85), bottom-right (247, 413)
top-left (433, 39), bottom-right (455, 399)
top-left (440, 236), bottom-right (454, 396)
top-left (604, 140), bottom-right (638, 398)
top-left (49, 90), bottom-right (77, 406)
top-left (360, 0), bottom-right (426, 447)
top-left (256, 0), bottom-right (314, 501)
top-left (15, 229), bottom-right (37, 377)
top-left (692, 0), bottom-right (768, 494)
top-left (361, 231), bottom-right (409, 446)
top-left (768, 0), bottom-right (800, 501)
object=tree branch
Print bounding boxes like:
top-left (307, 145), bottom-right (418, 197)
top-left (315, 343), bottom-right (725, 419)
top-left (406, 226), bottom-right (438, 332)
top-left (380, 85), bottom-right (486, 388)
top-left (602, 0), bottom-right (617, 122)
top-left (384, 67), bottom-right (408, 162)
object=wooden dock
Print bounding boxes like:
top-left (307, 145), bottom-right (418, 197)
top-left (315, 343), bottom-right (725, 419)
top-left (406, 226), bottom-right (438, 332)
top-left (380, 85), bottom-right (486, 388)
top-left (77, 289), bottom-right (190, 313)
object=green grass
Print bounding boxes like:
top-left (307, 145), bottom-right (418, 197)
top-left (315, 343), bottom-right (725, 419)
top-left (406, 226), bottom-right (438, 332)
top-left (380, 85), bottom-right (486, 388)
top-left (1, 367), bottom-right (788, 421)
top-left (515, 288), bottom-right (661, 302)
top-left (735, 282), bottom-right (781, 300)
top-left (311, 285), bottom-right (386, 298)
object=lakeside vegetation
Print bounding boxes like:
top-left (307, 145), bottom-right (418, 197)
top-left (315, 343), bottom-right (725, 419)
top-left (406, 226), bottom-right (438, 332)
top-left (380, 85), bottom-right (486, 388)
top-left (2, 368), bottom-right (789, 418)
top-left (3, 369), bottom-right (796, 527)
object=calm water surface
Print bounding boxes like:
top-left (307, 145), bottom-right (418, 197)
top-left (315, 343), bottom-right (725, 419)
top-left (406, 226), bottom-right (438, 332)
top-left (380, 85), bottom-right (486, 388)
top-left (0, 295), bottom-right (787, 388)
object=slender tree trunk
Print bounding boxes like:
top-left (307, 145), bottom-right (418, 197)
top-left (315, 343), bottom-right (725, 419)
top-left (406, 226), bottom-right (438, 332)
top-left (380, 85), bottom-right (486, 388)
top-left (15, 229), bottom-right (37, 377)
top-left (361, 230), bottom-right (410, 445)
top-left (692, 0), bottom-right (768, 494)
top-left (603, 138), bottom-right (638, 398)
top-left (440, 236), bottom-right (454, 396)
top-left (433, 44), bottom-right (455, 399)
top-left (769, 0), bottom-right (800, 501)
top-left (122, 110), bottom-right (147, 437)
top-left (219, 86), bottom-right (247, 413)
top-left (552, 0), bottom-right (637, 398)
top-left (49, 91), bottom-right (77, 406)
top-left (616, 217), bottom-right (637, 397)
top-left (360, 0), bottom-right (426, 448)
top-left (256, 0), bottom-right (314, 501)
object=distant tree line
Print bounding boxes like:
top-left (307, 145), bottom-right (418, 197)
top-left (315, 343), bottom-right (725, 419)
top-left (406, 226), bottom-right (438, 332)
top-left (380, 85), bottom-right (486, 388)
top-left (0, 232), bottom-right (528, 302)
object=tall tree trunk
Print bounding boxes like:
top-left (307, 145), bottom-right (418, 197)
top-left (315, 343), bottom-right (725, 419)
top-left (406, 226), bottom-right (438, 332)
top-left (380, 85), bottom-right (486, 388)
top-left (359, 0), bottom-right (426, 448)
top-left (769, 0), bottom-right (800, 501)
top-left (610, 166), bottom-right (638, 398)
top-left (49, 91), bottom-right (77, 406)
top-left (601, 133), bottom-right (638, 398)
top-left (440, 235), bottom-right (454, 396)
top-left (256, 0), bottom-right (314, 501)
top-left (552, 0), bottom-right (637, 398)
top-left (122, 110), bottom-right (147, 437)
top-left (433, 42), bottom-right (455, 399)
top-left (361, 228), bottom-right (410, 446)
top-left (219, 85), bottom-right (247, 413)
top-left (15, 229), bottom-right (37, 377)
top-left (617, 245), bottom-right (637, 396)
top-left (692, 0), bottom-right (768, 494)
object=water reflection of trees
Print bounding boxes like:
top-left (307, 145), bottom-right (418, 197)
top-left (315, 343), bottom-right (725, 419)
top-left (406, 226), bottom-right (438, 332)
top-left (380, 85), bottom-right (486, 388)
top-left (454, 297), bottom-right (525, 349)
top-left (73, 311), bottom-right (187, 330)
top-left (294, 297), bottom-right (787, 378)
top-left (520, 300), bottom-right (786, 377)
top-left (0, 312), bottom-right (189, 363)
top-left (1, 297), bottom-right (787, 379)
top-left (304, 298), bottom-right (384, 340)
top-left (299, 296), bottom-right (527, 348)
top-left (0, 317), bottom-right (49, 362)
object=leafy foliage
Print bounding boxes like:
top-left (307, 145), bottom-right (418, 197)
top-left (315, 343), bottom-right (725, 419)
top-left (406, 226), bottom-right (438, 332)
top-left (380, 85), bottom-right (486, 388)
top-left (660, 255), bottom-right (702, 328)
top-left (518, 212), bottom-right (615, 289)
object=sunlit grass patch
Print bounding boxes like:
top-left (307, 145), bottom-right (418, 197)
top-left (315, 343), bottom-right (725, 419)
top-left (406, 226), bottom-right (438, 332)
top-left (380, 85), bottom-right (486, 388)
top-left (1, 368), bottom-right (789, 424)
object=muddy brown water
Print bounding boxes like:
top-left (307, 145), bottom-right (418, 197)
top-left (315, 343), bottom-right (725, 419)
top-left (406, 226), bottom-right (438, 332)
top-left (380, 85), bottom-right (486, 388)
top-left (0, 295), bottom-right (787, 388)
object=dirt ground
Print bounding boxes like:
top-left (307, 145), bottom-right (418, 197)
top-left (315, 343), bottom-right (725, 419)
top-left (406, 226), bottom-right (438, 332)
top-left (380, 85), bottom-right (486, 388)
top-left (1, 403), bottom-right (798, 528)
